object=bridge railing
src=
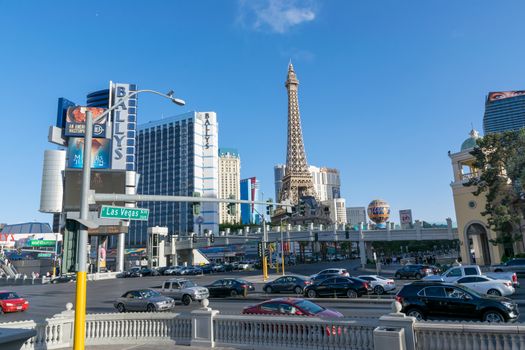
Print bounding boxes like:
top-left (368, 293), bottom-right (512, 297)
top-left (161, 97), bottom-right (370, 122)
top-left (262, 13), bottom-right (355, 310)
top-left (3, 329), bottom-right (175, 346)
top-left (2, 301), bottom-right (521, 350)
top-left (213, 314), bottom-right (377, 350)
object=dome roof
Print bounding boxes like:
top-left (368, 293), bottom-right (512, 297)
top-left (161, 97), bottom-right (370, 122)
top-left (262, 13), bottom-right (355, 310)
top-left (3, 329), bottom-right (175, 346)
top-left (461, 129), bottom-right (480, 151)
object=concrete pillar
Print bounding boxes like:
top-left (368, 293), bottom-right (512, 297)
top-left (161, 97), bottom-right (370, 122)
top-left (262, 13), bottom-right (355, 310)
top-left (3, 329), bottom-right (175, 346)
top-left (446, 218), bottom-right (453, 240)
top-left (378, 302), bottom-right (416, 350)
top-left (191, 300), bottom-right (219, 348)
top-left (471, 235), bottom-right (485, 265)
top-left (116, 232), bottom-right (126, 272)
top-left (386, 222), bottom-right (391, 241)
top-left (415, 220), bottom-right (422, 241)
top-left (359, 222), bottom-right (366, 268)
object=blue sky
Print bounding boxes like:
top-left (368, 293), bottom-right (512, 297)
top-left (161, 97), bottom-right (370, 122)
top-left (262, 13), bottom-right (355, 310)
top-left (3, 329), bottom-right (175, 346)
top-left (1, 0), bottom-right (525, 226)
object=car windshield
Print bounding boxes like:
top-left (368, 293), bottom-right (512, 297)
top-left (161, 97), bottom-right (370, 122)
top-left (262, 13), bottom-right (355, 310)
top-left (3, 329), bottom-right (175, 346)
top-left (142, 290), bottom-right (161, 298)
top-left (295, 300), bottom-right (324, 314)
top-left (0, 292), bottom-right (20, 300)
top-left (182, 281), bottom-right (196, 288)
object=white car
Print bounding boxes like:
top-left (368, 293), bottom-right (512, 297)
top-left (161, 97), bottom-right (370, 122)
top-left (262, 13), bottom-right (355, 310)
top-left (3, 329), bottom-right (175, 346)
top-left (455, 275), bottom-right (515, 297)
top-left (357, 275), bottom-right (396, 294)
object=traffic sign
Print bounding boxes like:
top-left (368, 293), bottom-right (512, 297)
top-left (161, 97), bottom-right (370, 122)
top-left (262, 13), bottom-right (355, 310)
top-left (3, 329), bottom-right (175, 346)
top-left (99, 205), bottom-right (149, 221)
top-left (29, 240), bottom-right (56, 247)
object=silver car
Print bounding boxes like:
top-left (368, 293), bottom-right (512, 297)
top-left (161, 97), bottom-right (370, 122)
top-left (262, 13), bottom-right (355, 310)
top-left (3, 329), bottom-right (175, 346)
top-left (114, 289), bottom-right (174, 312)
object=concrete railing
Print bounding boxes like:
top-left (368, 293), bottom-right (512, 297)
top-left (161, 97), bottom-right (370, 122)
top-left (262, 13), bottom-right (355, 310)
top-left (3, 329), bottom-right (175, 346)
top-left (214, 315), bottom-right (377, 350)
top-left (414, 321), bottom-right (525, 350)
top-left (2, 301), bottom-right (525, 350)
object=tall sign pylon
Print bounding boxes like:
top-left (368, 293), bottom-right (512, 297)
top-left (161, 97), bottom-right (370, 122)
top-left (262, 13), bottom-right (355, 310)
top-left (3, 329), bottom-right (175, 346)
top-left (278, 63), bottom-right (317, 205)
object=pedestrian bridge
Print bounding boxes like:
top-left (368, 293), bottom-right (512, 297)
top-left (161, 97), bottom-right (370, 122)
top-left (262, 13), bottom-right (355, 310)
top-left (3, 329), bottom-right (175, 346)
top-left (167, 220), bottom-right (458, 252)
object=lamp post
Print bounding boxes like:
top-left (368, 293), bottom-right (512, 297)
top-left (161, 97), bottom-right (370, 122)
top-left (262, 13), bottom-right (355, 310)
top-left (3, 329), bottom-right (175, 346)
top-left (73, 88), bottom-right (185, 350)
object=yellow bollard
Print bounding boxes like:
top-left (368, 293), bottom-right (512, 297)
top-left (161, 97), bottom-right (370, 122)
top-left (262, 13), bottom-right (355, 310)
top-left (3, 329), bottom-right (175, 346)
top-left (73, 271), bottom-right (87, 350)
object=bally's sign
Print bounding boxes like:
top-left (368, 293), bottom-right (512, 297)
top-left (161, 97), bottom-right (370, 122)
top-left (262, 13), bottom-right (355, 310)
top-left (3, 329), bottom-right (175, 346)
top-left (111, 83), bottom-right (130, 170)
top-left (204, 113), bottom-right (211, 149)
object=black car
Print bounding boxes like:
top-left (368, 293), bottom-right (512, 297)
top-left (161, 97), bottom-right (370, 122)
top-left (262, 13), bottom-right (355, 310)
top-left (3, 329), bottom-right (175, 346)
top-left (205, 278), bottom-right (255, 297)
top-left (394, 264), bottom-right (433, 279)
top-left (122, 267), bottom-right (160, 277)
top-left (263, 275), bottom-right (312, 295)
top-left (304, 277), bottom-right (369, 298)
top-left (51, 275), bottom-right (76, 284)
top-left (395, 281), bottom-right (519, 323)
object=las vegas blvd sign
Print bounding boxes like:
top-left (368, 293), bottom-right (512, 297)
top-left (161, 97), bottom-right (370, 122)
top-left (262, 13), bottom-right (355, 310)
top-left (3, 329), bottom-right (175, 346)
top-left (99, 205), bottom-right (149, 221)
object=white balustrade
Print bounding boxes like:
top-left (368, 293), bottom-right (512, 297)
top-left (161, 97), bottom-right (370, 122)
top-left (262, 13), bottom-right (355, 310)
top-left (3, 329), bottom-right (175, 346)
top-left (213, 315), bottom-right (377, 350)
top-left (414, 321), bottom-right (525, 350)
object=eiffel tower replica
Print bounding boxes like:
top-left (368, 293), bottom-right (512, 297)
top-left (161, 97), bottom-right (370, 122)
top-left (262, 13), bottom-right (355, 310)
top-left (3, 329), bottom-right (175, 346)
top-left (272, 63), bottom-right (331, 225)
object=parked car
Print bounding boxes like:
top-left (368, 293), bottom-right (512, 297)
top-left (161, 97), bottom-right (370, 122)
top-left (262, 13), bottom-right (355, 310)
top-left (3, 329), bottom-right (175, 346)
top-left (357, 275), bottom-right (396, 295)
top-left (236, 261), bottom-right (253, 270)
top-left (205, 278), bottom-right (255, 297)
top-left (395, 281), bottom-right (519, 323)
top-left (455, 276), bottom-right (515, 297)
top-left (394, 264), bottom-right (433, 280)
top-left (304, 277), bottom-right (369, 298)
top-left (178, 266), bottom-right (203, 275)
top-left (0, 291), bottom-right (29, 313)
top-left (492, 258), bottom-right (525, 275)
top-left (155, 266), bottom-right (171, 275)
top-left (263, 275), bottom-right (312, 295)
top-left (164, 266), bottom-right (183, 275)
top-left (159, 278), bottom-right (209, 305)
top-left (423, 265), bottom-right (519, 288)
top-left (138, 267), bottom-right (161, 277)
top-left (242, 297), bottom-right (343, 318)
top-left (114, 289), bottom-right (174, 312)
top-left (310, 268), bottom-right (350, 282)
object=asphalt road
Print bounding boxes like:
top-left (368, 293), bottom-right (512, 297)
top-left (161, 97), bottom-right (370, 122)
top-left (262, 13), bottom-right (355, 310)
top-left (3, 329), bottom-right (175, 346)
top-left (1, 259), bottom-right (525, 324)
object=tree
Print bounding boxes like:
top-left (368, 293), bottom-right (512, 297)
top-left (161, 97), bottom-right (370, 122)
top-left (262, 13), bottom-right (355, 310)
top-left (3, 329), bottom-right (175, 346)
top-left (467, 129), bottom-right (525, 248)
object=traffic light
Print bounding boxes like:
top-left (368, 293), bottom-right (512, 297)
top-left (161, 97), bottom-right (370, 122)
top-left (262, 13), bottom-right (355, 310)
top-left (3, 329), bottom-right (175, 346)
top-left (192, 192), bottom-right (201, 216)
top-left (227, 195), bottom-right (236, 216)
top-left (210, 234), bottom-right (215, 244)
top-left (192, 234), bottom-right (197, 243)
top-left (299, 203), bottom-right (306, 216)
top-left (266, 199), bottom-right (274, 216)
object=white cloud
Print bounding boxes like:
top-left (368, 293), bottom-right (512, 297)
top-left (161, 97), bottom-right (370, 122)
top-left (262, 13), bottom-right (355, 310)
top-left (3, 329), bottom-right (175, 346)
top-left (238, 0), bottom-right (317, 33)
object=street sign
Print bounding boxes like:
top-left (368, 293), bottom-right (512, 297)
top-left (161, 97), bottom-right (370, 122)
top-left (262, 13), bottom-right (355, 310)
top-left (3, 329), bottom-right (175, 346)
top-left (99, 205), bottom-right (149, 221)
top-left (37, 253), bottom-right (52, 258)
top-left (29, 240), bottom-right (56, 247)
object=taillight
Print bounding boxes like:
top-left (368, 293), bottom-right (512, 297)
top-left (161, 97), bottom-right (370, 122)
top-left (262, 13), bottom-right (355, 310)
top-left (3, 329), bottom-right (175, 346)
top-left (241, 284), bottom-right (247, 289)
top-left (512, 274), bottom-right (517, 283)
top-left (363, 282), bottom-right (369, 289)
top-left (388, 281), bottom-right (394, 285)
top-left (395, 295), bottom-right (403, 303)
top-left (305, 281), bottom-right (312, 285)
top-left (504, 282), bottom-right (511, 287)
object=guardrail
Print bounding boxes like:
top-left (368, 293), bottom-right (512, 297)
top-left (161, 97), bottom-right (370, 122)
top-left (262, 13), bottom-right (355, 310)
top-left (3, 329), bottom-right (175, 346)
top-left (1, 301), bottom-right (524, 350)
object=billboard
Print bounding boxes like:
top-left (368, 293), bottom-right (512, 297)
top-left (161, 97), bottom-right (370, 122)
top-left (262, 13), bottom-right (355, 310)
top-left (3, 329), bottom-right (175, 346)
top-left (399, 209), bottom-right (413, 225)
top-left (111, 83), bottom-right (137, 170)
top-left (488, 91), bottom-right (525, 103)
top-left (67, 137), bottom-right (111, 169)
top-left (64, 106), bottom-right (108, 138)
top-left (63, 170), bottom-right (126, 210)
top-left (56, 97), bottom-right (76, 129)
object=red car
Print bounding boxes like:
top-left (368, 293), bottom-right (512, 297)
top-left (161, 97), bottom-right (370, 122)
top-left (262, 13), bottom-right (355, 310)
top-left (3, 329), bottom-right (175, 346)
top-left (242, 297), bottom-right (343, 318)
top-left (0, 291), bottom-right (29, 313)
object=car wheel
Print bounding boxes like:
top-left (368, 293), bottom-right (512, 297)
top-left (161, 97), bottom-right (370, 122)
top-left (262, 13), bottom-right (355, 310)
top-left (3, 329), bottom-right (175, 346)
top-left (182, 294), bottom-right (192, 306)
top-left (374, 285), bottom-right (385, 295)
top-left (487, 289), bottom-right (502, 296)
top-left (395, 273), bottom-right (401, 279)
top-left (230, 289), bottom-right (238, 297)
top-left (347, 289), bottom-right (358, 298)
top-left (264, 286), bottom-right (273, 294)
top-left (406, 308), bottom-right (425, 321)
top-left (307, 290), bottom-right (317, 298)
top-left (415, 273), bottom-right (422, 280)
top-left (294, 286), bottom-right (303, 295)
top-left (146, 304), bottom-right (156, 312)
top-left (116, 303), bottom-right (126, 313)
top-left (483, 310), bottom-right (504, 323)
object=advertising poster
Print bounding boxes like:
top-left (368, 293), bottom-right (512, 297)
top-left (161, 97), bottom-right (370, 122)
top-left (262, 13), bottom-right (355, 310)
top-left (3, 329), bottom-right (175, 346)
top-left (67, 137), bottom-right (110, 169)
top-left (64, 106), bottom-right (108, 138)
top-left (488, 91), bottom-right (525, 102)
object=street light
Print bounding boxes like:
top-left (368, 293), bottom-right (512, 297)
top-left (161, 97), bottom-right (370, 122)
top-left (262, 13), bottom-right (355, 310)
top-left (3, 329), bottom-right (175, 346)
top-left (73, 88), bottom-right (185, 350)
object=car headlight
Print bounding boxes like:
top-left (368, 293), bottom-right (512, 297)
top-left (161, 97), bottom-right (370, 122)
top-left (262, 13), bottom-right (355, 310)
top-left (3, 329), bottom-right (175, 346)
top-left (502, 302), bottom-right (514, 309)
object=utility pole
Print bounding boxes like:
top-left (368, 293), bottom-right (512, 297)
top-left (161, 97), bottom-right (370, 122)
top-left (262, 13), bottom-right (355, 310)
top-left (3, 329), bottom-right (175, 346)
top-left (73, 110), bottom-right (92, 350)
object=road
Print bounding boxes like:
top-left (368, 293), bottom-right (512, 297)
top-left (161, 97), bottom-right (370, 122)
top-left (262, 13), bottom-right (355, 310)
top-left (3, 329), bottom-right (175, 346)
top-left (1, 259), bottom-right (525, 323)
